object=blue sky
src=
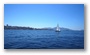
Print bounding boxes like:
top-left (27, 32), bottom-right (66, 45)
top-left (4, 4), bottom-right (84, 30)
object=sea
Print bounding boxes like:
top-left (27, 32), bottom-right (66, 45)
top-left (4, 30), bottom-right (84, 49)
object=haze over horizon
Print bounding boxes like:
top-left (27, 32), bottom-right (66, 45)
top-left (4, 4), bottom-right (84, 30)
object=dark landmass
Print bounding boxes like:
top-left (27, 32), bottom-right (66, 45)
top-left (4, 25), bottom-right (70, 30)
top-left (4, 25), bottom-right (51, 30)
top-left (4, 25), bottom-right (84, 31)
top-left (4, 25), bottom-right (34, 30)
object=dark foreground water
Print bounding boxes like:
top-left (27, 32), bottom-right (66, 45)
top-left (4, 30), bottom-right (84, 49)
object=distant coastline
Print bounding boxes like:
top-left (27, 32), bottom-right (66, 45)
top-left (4, 24), bottom-right (84, 31)
top-left (4, 24), bottom-right (52, 30)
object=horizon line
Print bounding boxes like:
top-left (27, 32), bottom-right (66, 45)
top-left (4, 24), bottom-right (84, 30)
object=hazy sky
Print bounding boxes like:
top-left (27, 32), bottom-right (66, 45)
top-left (4, 4), bottom-right (84, 30)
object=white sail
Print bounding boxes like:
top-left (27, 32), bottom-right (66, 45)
top-left (56, 24), bottom-right (60, 32)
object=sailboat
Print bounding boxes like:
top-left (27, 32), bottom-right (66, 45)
top-left (56, 24), bottom-right (60, 32)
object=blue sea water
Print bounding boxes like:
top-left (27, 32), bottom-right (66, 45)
top-left (4, 30), bottom-right (84, 49)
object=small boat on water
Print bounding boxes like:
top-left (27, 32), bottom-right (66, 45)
top-left (56, 24), bottom-right (60, 32)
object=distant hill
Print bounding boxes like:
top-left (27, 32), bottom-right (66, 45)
top-left (43, 27), bottom-right (84, 31)
top-left (4, 26), bottom-right (34, 30)
top-left (4, 25), bottom-right (84, 31)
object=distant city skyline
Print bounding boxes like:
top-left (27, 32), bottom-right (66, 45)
top-left (4, 4), bottom-right (84, 30)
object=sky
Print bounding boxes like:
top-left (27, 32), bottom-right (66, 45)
top-left (4, 4), bottom-right (84, 30)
